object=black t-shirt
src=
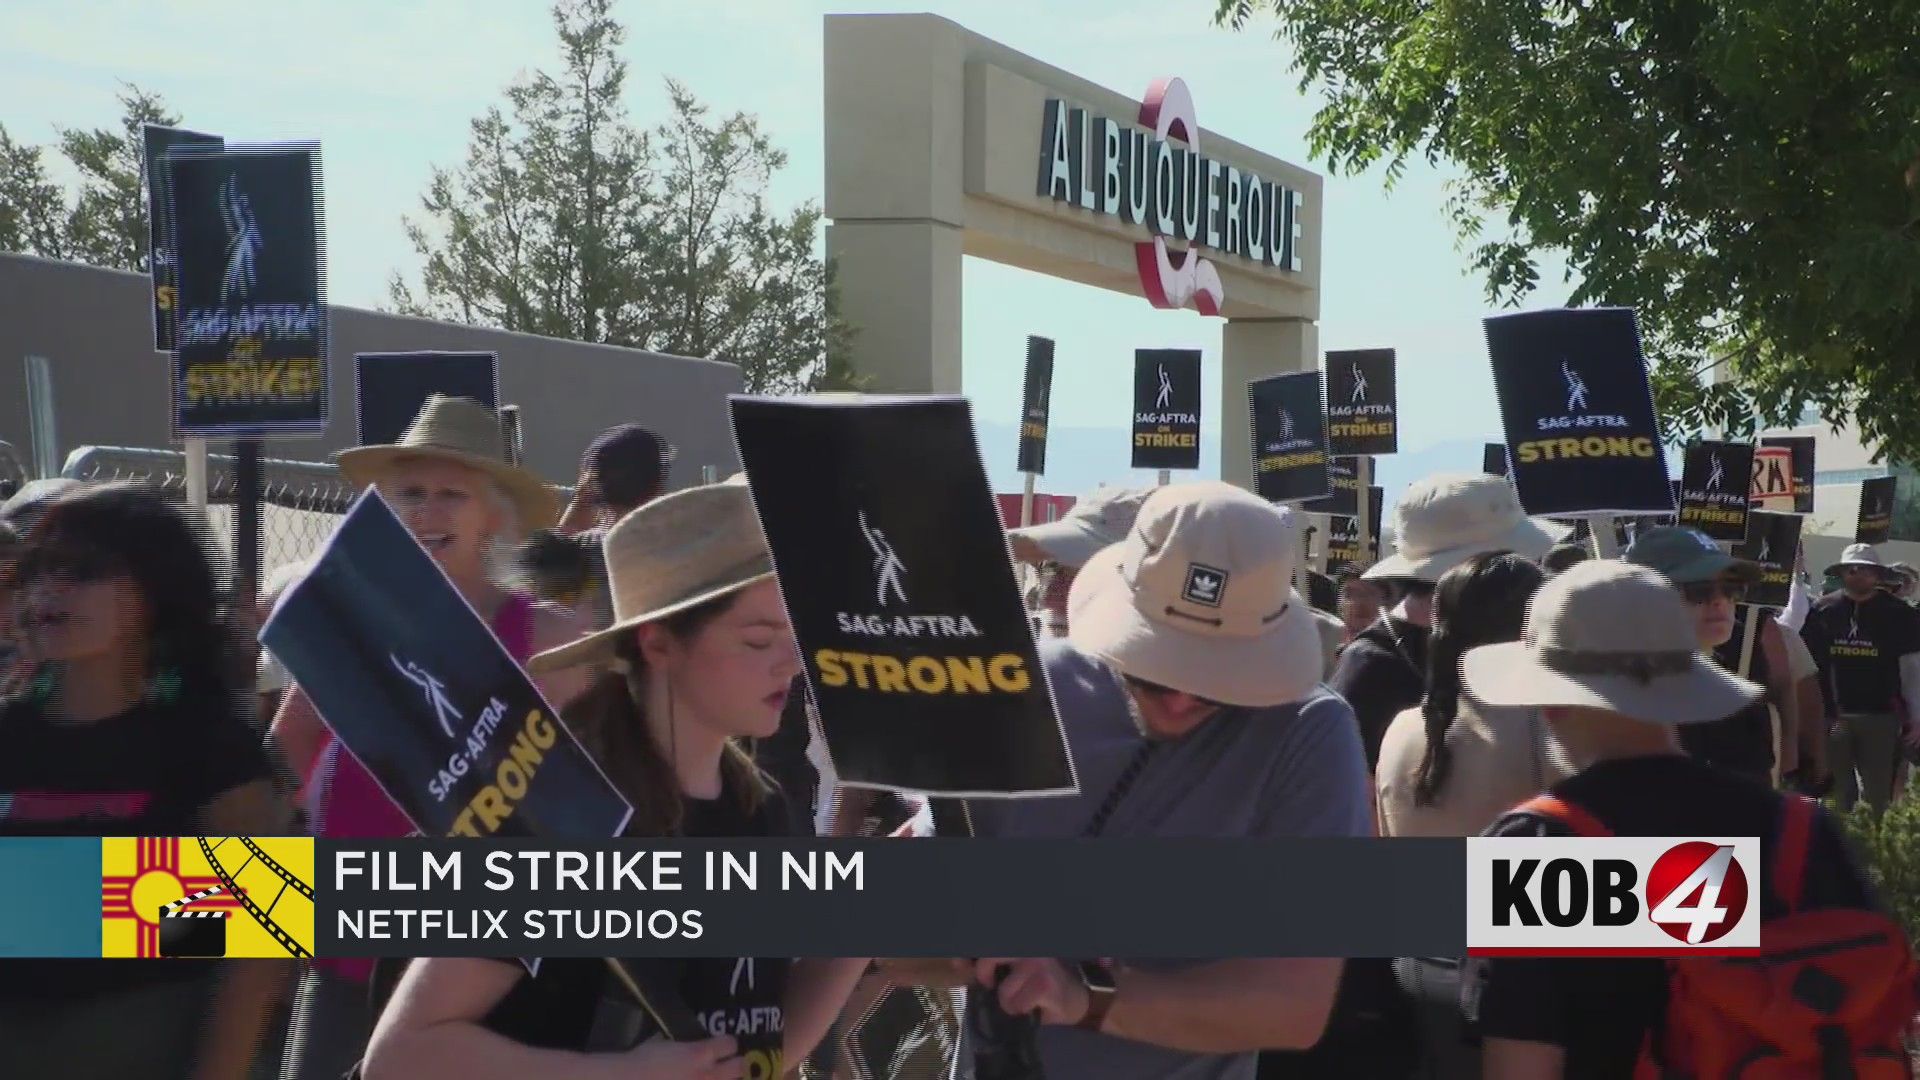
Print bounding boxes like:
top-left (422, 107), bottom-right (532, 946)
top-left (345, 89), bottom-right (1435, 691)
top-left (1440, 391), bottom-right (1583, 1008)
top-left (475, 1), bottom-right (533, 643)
top-left (1688, 612), bottom-right (1777, 779)
top-left (0, 684), bottom-right (271, 998)
top-left (1327, 616), bottom-right (1428, 769)
top-left (1469, 755), bottom-right (1877, 1078)
top-left (1804, 590), bottom-right (1920, 714)
top-left (461, 779), bottom-right (800, 1073)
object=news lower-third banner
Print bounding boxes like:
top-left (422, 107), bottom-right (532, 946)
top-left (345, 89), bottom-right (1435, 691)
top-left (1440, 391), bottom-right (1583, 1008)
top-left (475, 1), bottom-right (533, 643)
top-left (0, 834), bottom-right (1771, 960)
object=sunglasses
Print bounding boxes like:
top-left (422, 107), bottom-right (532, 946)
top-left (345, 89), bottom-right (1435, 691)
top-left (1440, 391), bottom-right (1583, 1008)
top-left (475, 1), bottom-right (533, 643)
top-left (1121, 674), bottom-right (1226, 710)
top-left (1680, 579), bottom-right (1747, 605)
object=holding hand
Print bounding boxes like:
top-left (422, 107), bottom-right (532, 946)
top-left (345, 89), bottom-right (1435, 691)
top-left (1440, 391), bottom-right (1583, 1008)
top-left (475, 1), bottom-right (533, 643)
top-left (972, 958), bottom-right (1090, 1027)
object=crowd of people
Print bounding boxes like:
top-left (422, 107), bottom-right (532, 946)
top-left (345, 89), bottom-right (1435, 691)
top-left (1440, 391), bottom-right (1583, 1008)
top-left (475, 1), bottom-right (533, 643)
top-left (1, 394), bottom-right (1917, 1079)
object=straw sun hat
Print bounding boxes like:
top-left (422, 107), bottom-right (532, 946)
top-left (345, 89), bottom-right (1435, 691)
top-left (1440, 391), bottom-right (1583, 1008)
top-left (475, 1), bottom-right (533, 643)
top-left (335, 394), bottom-right (561, 532)
top-left (527, 482), bottom-right (775, 673)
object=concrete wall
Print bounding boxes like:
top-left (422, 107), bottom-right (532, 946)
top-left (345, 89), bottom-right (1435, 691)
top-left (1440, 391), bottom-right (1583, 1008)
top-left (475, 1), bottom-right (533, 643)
top-left (0, 253), bottom-right (745, 487)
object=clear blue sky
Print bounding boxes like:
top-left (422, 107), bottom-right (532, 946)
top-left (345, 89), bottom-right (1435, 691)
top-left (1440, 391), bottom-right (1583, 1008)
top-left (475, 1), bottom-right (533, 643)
top-left (2, 0), bottom-right (1578, 499)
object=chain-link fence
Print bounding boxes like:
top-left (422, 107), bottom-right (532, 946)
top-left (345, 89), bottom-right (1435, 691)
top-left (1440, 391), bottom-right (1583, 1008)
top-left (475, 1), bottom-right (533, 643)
top-left (59, 446), bottom-right (355, 589)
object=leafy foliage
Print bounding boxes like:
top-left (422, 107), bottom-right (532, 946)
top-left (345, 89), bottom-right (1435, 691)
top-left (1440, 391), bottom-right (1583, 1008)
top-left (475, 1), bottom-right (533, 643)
top-left (391, 0), bottom-right (856, 394)
top-left (0, 85), bottom-right (178, 270)
top-left (1836, 797), bottom-right (1920, 945)
top-left (1214, 0), bottom-right (1920, 461)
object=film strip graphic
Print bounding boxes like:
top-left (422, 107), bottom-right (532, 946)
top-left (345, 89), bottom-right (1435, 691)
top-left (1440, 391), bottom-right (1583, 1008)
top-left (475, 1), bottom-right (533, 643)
top-left (102, 837), bottom-right (240, 957)
top-left (196, 836), bottom-right (313, 959)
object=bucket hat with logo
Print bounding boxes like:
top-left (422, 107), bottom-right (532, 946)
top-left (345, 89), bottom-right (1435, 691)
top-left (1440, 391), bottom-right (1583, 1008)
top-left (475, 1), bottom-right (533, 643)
top-left (527, 482), bottom-right (774, 673)
top-left (1825, 543), bottom-right (1892, 579)
top-left (1363, 473), bottom-right (1562, 584)
top-left (1067, 481), bottom-right (1322, 708)
top-left (337, 394), bottom-right (561, 532)
top-left (1462, 560), bottom-right (1761, 726)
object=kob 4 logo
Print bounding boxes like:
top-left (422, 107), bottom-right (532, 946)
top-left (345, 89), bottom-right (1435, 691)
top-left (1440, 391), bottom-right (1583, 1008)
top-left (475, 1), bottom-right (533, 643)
top-left (1468, 836), bottom-right (1760, 956)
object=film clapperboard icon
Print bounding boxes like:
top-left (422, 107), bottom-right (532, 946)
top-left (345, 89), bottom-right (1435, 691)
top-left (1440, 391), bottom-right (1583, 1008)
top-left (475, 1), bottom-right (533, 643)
top-left (159, 885), bottom-right (231, 958)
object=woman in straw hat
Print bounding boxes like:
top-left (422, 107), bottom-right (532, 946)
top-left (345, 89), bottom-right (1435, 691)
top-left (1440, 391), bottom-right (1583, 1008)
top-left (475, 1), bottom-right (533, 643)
top-left (362, 481), bottom-right (867, 1080)
top-left (271, 395), bottom-right (592, 1080)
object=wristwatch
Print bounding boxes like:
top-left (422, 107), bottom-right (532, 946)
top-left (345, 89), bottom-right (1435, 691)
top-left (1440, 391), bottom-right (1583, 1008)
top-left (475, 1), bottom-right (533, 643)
top-left (1075, 960), bottom-right (1118, 1032)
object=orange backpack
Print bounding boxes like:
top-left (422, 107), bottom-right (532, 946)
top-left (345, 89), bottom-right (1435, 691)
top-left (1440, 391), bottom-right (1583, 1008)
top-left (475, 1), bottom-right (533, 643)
top-left (1521, 793), bottom-right (1918, 1079)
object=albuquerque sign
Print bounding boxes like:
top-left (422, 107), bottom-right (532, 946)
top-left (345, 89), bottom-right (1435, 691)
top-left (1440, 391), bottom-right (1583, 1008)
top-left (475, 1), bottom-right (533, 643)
top-left (1038, 77), bottom-right (1307, 315)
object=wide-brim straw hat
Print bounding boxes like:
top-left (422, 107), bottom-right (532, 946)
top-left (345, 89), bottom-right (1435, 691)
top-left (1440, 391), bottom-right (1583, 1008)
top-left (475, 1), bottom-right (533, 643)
top-left (1463, 560), bottom-right (1760, 726)
top-left (1825, 543), bottom-right (1891, 579)
top-left (335, 394), bottom-right (561, 532)
top-left (527, 482), bottom-right (775, 673)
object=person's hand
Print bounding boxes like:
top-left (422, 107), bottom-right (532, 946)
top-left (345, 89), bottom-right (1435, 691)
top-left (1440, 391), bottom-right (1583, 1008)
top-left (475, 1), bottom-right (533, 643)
top-left (615, 1035), bottom-right (743, 1080)
top-left (1008, 534), bottom-right (1048, 566)
top-left (973, 958), bottom-right (1090, 1027)
top-left (875, 957), bottom-right (972, 989)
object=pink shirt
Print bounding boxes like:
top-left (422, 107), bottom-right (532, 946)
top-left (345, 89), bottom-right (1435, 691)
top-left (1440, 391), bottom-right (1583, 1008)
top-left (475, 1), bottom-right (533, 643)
top-left (309, 592), bottom-right (536, 982)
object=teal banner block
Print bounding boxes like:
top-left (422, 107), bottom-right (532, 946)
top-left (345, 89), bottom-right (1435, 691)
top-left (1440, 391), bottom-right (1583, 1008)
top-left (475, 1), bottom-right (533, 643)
top-left (0, 838), bottom-right (103, 956)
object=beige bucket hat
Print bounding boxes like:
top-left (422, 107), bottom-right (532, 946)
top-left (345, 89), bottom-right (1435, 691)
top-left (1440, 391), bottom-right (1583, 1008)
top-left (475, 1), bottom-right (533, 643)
top-left (1364, 472), bottom-right (1563, 584)
top-left (336, 394), bottom-right (561, 532)
top-left (527, 482), bottom-right (775, 673)
top-left (1462, 560), bottom-right (1760, 726)
top-left (1008, 486), bottom-right (1154, 570)
top-left (1067, 481), bottom-right (1323, 708)
top-left (1824, 543), bottom-right (1891, 579)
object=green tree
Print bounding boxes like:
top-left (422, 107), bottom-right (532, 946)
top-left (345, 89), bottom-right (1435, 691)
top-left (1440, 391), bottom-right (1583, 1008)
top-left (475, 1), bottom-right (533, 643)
top-left (392, 0), bottom-right (856, 393)
top-left (0, 84), bottom-right (180, 271)
top-left (1214, 0), bottom-right (1920, 462)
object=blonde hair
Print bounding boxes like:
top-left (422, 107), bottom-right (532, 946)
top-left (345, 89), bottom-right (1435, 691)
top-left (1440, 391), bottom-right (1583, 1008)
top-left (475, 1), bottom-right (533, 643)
top-left (377, 455), bottom-right (524, 585)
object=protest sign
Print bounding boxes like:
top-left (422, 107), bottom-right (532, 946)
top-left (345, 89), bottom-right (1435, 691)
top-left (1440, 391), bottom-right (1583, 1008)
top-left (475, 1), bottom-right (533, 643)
top-left (261, 489), bottom-right (632, 839)
top-left (1483, 443), bottom-right (1509, 477)
top-left (1131, 349), bottom-right (1202, 470)
top-left (730, 394), bottom-right (1076, 798)
top-left (1015, 336), bottom-right (1054, 476)
top-left (1760, 436), bottom-right (1816, 514)
top-left (355, 351), bottom-right (500, 447)
top-left (1676, 440), bottom-right (1753, 542)
top-left (1857, 476), bottom-right (1897, 545)
top-left (1749, 445), bottom-right (1796, 514)
top-left (1484, 307), bottom-right (1673, 517)
top-left (1734, 512), bottom-right (1803, 610)
top-left (1300, 456), bottom-right (1371, 516)
top-left (1326, 486), bottom-right (1384, 576)
top-left (1247, 370), bottom-right (1331, 504)
top-left (142, 124), bottom-right (223, 353)
top-left (1324, 349), bottom-right (1398, 456)
top-left (166, 144), bottom-right (328, 437)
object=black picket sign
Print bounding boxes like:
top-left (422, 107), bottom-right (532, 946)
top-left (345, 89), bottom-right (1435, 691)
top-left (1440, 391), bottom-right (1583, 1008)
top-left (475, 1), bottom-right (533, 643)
top-left (1676, 440), bottom-right (1754, 542)
top-left (729, 394), bottom-right (1077, 799)
top-left (260, 490), bottom-right (632, 841)
top-left (1735, 512), bottom-right (1804, 610)
top-left (1857, 476), bottom-right (1897, 545)
top-left (142, 124), bottom-right (223, 353)
top-left (356, 351), bottom-right (501, 446)
top-left (1247, 371), bottom-right (1331, 504)
top-left (1324, 349), bottom-right (1398, 456)
top-left (1131, 349), bottom-right (1202, 470)
top-left (1300, 456), bottom-right (1371, 516)
top-left (166, 144), bottom-right (329, 437)
top-left (1483, 442), bottom-right (1510, 477)
top-left (1484, 307), bottom-right (1672, 516)
top-left (1759, 436), bottom-right (1816, 515)
top-left (1016, 336), bottom-right (1055, 475)
top-left (1327, 486), bottom-right (1384, 577)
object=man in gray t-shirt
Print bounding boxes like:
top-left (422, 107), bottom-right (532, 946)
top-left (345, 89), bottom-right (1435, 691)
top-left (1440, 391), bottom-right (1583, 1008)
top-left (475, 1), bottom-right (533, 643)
top-left (890, 481), bottom-right (1371, 1080)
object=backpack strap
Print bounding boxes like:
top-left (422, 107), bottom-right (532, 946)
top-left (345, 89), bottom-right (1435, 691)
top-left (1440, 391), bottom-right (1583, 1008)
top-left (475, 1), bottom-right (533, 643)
top-left (1772, 794), bottom-right (1818, 914)
top-left (1514, 794), bottom-right (1613, 838)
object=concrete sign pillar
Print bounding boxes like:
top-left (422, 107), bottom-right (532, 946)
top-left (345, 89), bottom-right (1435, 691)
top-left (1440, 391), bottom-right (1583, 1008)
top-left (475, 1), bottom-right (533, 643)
top-left (824, 13), bottom-right (1325, 489)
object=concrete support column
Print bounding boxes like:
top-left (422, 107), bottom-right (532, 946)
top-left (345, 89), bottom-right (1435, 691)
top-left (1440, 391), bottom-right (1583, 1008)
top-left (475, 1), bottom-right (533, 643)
top-left (826, 220), bottom-right (965, 394)
top-left (1219, 316), bottom-right (1318, 492)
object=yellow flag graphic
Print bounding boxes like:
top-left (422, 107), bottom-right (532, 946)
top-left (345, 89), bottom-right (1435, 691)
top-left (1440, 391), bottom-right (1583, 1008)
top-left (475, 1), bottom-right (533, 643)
top-left (101, 837), bottom-right (315, 959)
